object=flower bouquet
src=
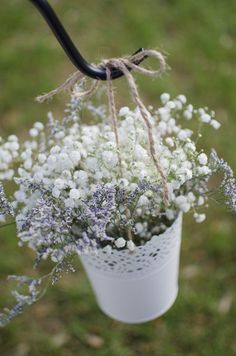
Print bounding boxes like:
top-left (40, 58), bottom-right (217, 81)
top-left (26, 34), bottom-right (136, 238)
top-left (0, 73), bottom-right (236, 325)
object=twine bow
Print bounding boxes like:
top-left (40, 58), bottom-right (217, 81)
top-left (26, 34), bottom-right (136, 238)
top-left (36, 49), bottom-right (169, 207)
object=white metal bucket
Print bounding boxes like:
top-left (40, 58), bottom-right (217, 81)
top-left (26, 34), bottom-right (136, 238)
top-left (79, 213), bottom-right (183, 324)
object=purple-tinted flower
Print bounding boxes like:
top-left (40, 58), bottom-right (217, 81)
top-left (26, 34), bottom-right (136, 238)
top-left (0, 183), bottom-right (14, 217)
top-left (81, 185), bottom-right (116, 242)
top-left (210, 149), bottom-right (236, 212)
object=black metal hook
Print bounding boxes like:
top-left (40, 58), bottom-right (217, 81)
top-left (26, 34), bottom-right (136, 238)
top-left (29, 0), bottom-right (148, 80)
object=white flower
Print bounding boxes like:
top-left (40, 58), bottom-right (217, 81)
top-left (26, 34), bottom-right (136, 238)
top-left (197, 196), bottom-right (205, 206)
top-left (197, 166), bottom-right (211, 175)
top-left (50, 145), bottom-right (61, 154)
top-left (183, 110), bottom-right (193, 120)
top-left (177, 94), bottom-right (187, 104)
top-left (198, 153), bottom-right (208, 165)
top-left (115, 237), bottom-right (126, 248)
top-left (185, 142), bottom-right (196, 152)
top-left (69, 150), bottom-right (81, 165)
top-left (158, 121), bottom-right (167, 134)
top-left (52, 187), bottom-right (61, 198)
top-left (54, 178), bottom-right (66, 190)
top-left (64, 198), bottom-right (75, 208)
top-left (102, 151), bottom-right (118, 167)
top-left (194, 213), bottom-right (206, 223)
top-left (47, 155), bottom-right (57, 165)
top-left (187, 192), bottom-right (196, 202)
top-left (34, 122), bottom-right (44, 131)
top-left (24, 159), bottom-right (32, 170)
top-left (8, 135), bottom-right (18, 142)
top-left (29, 128), bottom-right (38, 138)
top-left (175, 195), bottom-right (191, 212)
top-left (119, 107), bottom-right (130, 117)
top-left (69, 188), bottom-right (80, 200)
top-left (38, 154), bottom-right (47, 164)
top-left (127, 240), bottom-right (136, 251)
top-left (165, 137), bottom-right (174, 147)
top-left (178, 130), bottom-right (188, 141)
top-left (160, 93), bottom-right (170, 104)
top-left (166, 209), bottom-right (175, 220)
top-left (138, 195), bottom-right (149, 207)
top-left (200, 114), bottom-right (211, 123)
top-left (74, 170), bottom-right (88, 184)
top-left (135, 222), bottom-right (144, 234)
top-left (86, 157), bottom-right (98, 171)
top-left (210, 119), bottom-right (221, 130)
top-left (134, 144), bottom-right (148, 160)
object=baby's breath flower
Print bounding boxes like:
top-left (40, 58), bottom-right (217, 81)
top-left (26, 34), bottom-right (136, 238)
top-left (115, 237), bottom-right (126, 248)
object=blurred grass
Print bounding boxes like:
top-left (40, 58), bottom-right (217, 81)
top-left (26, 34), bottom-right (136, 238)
top-left (0, 0), bottom-right (236, 355)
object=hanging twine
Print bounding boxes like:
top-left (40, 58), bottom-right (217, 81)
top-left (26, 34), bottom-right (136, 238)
top-left (36, 49), bottom-right (169, 206)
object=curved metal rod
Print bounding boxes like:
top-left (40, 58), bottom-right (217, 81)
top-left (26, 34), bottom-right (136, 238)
top-left (29, 0), bottom-right (147, 80)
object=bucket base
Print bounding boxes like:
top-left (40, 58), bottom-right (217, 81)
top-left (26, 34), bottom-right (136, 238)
top-left (96, 287), bottom-right (179, 324)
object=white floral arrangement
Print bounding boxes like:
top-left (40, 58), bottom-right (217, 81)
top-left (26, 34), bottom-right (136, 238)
top-left (0, 88), bottom-right (235, 326)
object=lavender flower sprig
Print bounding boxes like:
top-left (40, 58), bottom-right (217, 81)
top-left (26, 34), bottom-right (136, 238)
top-left (209, 149), bottom-right (236, 212)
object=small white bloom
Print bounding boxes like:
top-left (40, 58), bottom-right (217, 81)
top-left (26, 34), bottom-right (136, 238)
top-left (175, 195), bottom-right (191, 212)
top-left (183, 110), bottom-right (193, 120)
top-left (177, 94), bottom-right (187, 104)
top-left (165, 137), bottom-right (174, 147)
top-left (50, 145), bottom-right (61, 154)
top-left (166, 209), bottom-right (175, 220)
top-left (158, 121), bottom-right (167, 134)
top-left (70, 150), bottom-right (81, 165)
top-left (166, 101), bottom-right (176, 109)
top-left (210, 119), bottom-right (221, 130)
top-left (194, 213), bottom-right (206, 223)
top-left (200, 114), bottom-right (211, 123)
top-left (34, 122), bottom-right (44, 131)
top-left (47, 155), bottom-right (57, 165)
top-left (119, 107), bottom-right (130, 117)
top-left (160, 93), bottom-right (170, 104)
top-left (187, 192), bottom-right (196, 202)
top-left (102, 151), bottom-right (118, 167)
top-left (52, 187), bottom-right (61, 198)
top-left (55, 131), bottom-right (65, 139)
top-left (8, 141), bottom-right (19, 151)
top-left (178, 130), bottom-right (188, 141)
top-left (24, 159), bottom-right (32, 170)
top-left (29, 128), bottom-right (38, 138)
top-left (74, 170), bottom-right (88, 184)
top-left (64, 198), bottom-right (75, 208)
top-left (86, 157), bottom-right (98, 171)
top-left (198, 196), bottom-right (205, 206)
top-left (138, 195), bottom-right (149, 206)
top-left (8, 135), bottom-right (18, 142)
top-left (127, 240), bottom-right (136, 251)
top-left (198, 153), bottom-right (208, 165)
top-left (69, 188), bottom-right (81, 200)
top-left (38, 153), bottom-right (47, 163)
top-left (115, 237), bottom-right (126, 248)
top-left (185, 142), bottom-right (196, 152)
top-left (54, 178), bottom-right (65, 190)
top-left (198, 166), bottom-right (211, 175)
top-left (135, 222), bottom-right (144, 234)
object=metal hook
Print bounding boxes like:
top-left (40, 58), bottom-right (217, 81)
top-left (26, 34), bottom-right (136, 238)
top-left (29, 0), bottom-right (148, 80)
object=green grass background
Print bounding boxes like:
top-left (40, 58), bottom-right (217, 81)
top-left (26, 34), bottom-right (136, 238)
top-left (0, 0), bottom-right (236, 355)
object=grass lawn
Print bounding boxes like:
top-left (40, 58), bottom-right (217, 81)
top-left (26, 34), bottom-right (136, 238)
top-left (0, 0), bottom-right (236, 355)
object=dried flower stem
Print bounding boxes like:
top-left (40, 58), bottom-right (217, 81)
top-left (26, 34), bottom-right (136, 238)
top-left (102, 56), bottom-right (169, 207)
